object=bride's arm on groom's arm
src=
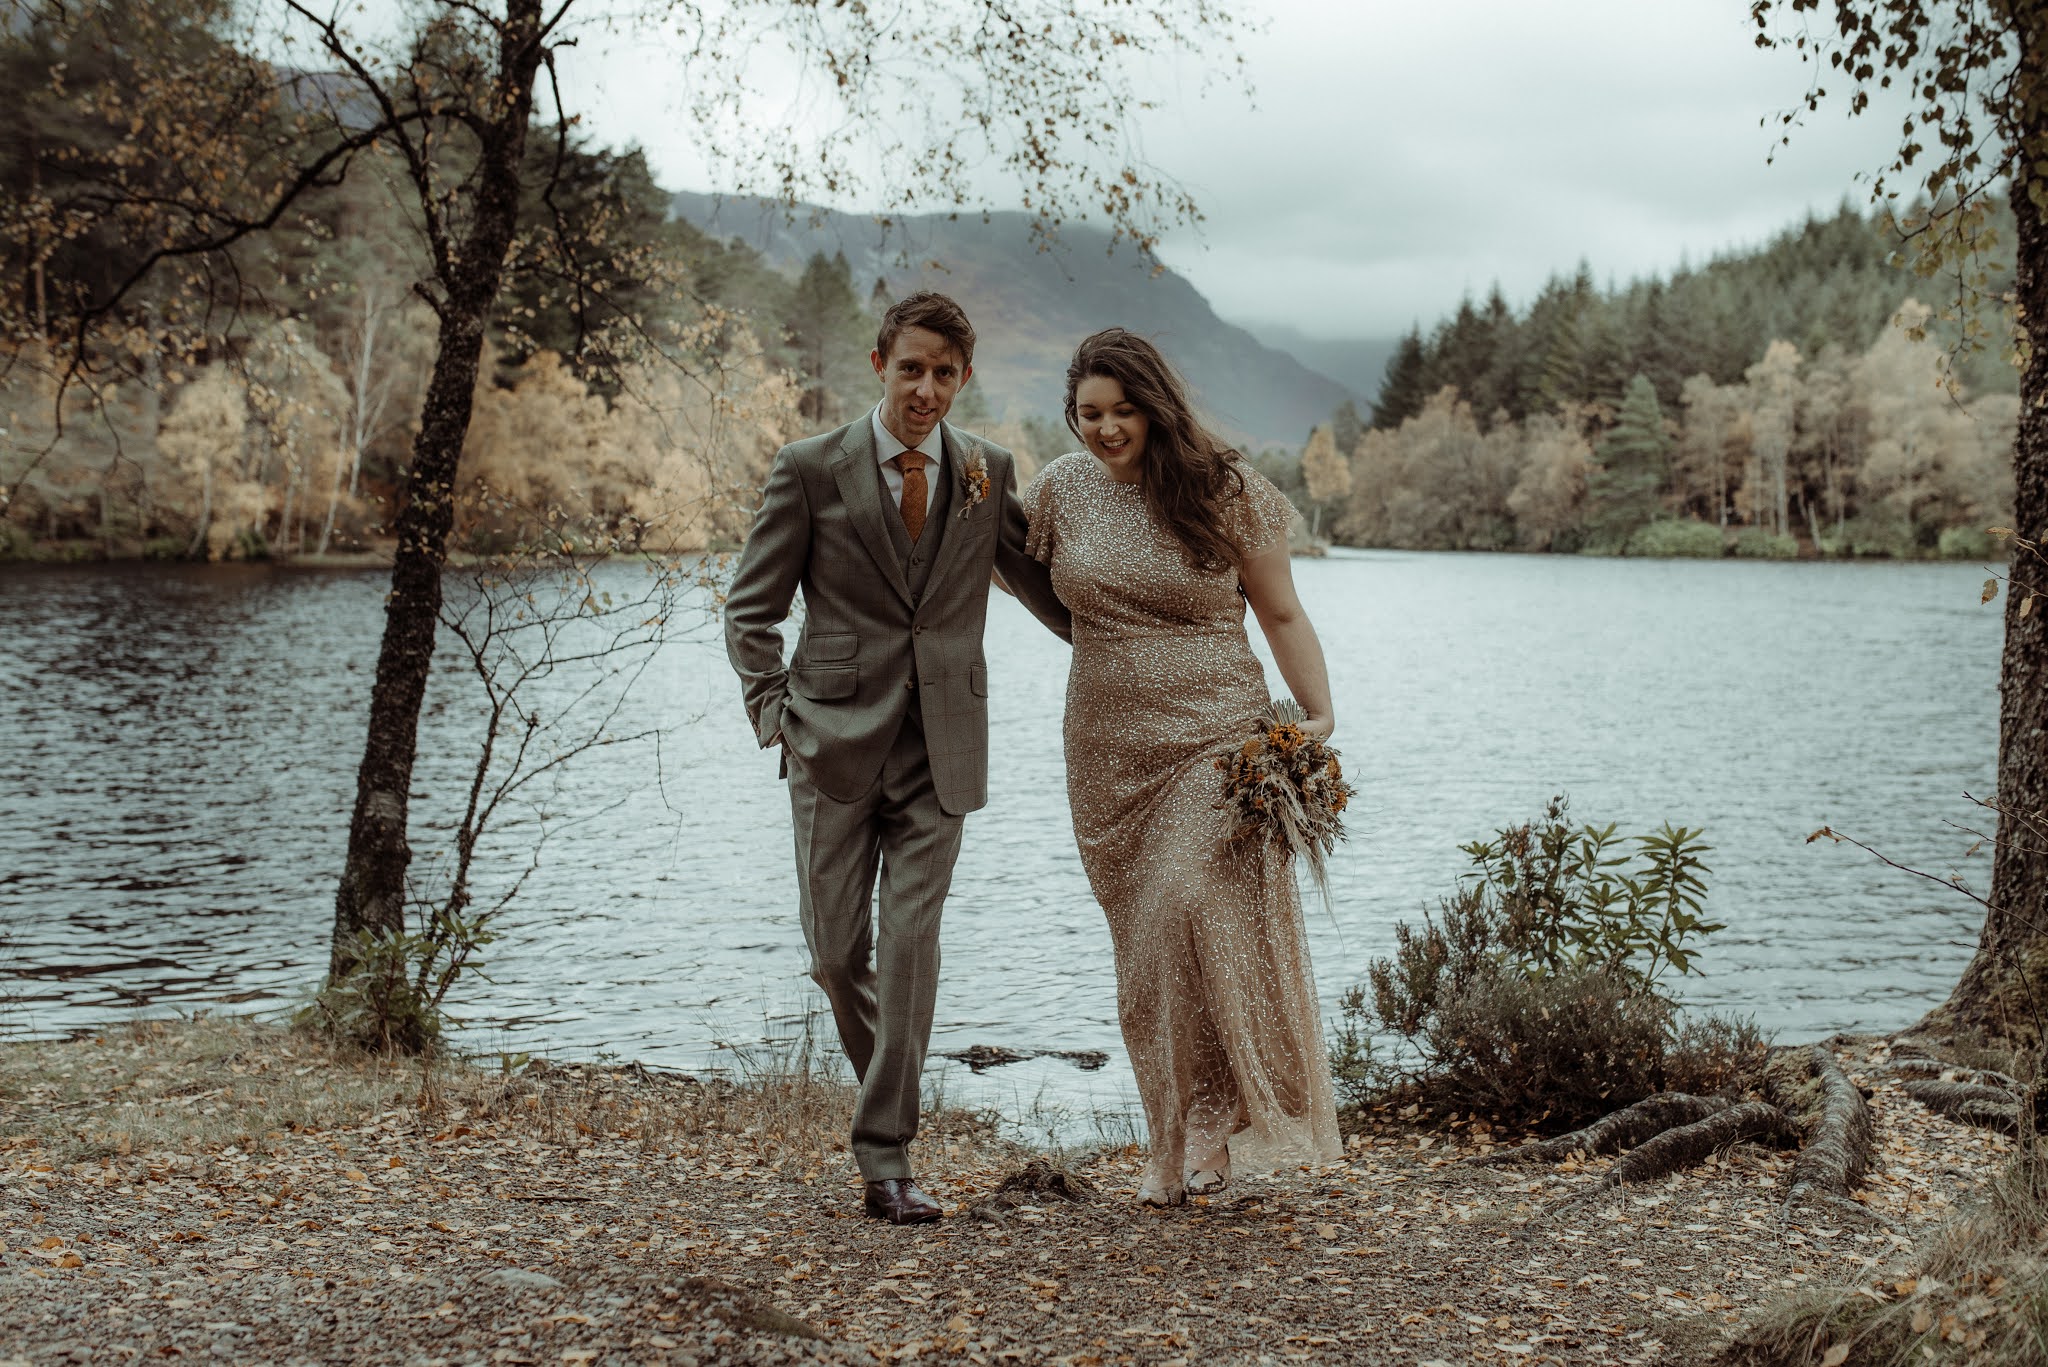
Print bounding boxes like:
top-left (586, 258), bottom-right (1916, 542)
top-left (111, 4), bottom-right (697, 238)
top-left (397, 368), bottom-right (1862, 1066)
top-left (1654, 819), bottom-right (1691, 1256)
top-left (1241, 543), bottom-right (1335, 741)
top-left (723, 445), bottom-right (810, 748)
top-left (993, 458), bottom-right (1071, 642)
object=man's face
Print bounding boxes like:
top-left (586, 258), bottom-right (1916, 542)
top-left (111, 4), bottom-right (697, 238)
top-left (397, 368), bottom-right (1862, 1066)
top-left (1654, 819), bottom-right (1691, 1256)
top-left (872, 326), bottom-right (971, 446)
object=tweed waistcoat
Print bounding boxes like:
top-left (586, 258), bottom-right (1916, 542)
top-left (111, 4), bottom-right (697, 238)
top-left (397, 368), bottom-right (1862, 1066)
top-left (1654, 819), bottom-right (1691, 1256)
top-left (879, 448), bottom-right (954, 601)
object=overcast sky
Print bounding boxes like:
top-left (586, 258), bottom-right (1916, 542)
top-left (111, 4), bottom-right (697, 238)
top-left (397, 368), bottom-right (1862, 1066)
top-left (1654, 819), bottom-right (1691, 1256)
top-left (547, 1), bottom-right (1907, 341)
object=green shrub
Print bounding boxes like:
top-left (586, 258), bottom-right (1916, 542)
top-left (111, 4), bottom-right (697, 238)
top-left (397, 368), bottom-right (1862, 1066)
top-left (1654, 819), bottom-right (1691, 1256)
top-left (1334, 797), bottom-right (1760, 1126)
top-left (301, 929), bottom-right (446, 1055)
top-left (1546, 526), bottom-right (1587, 555)
top-left (1665, 1013), bottom-right (1772, 1095)
top-left (1413, 964), bottom-right (1675, 1120)
top-left (142, 536), bottom-right (189, 561)
top-left (1732, 527), bottom-right (1799, 559)
top-left (1937, 526), bottom-right (2003, 560)
top-left (0, 524), bottom-right (28, 560)
top-left (1838, 510), bottom-right (1917, 559)
top-left (1626, 519), bottom-right (1725, 558)
top-left (1451, 801), bottom-right (1723, 986)
top-left (300, 902), bottom-right (502, 1056)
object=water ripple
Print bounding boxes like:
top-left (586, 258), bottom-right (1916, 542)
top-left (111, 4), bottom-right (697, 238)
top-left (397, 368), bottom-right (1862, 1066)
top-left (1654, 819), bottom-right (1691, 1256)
top-left (0, 553), bottom-right (2003, 1124)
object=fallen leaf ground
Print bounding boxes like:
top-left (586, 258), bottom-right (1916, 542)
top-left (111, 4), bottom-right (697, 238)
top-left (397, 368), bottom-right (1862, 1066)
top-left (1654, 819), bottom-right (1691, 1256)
top-left (0, 1022), bottom-right (2014, 1366)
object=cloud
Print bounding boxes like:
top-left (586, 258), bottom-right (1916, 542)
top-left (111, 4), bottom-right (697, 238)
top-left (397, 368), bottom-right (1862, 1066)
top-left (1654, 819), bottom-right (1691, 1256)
top-left (1138, 2), bottom-right (1913, 336)
top-left (558, 0), bottom-right (1915, 340)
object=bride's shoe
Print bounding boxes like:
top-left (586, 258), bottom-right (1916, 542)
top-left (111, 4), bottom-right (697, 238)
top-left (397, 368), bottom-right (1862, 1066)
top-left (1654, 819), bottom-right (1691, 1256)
top-left (1185, 1159), bottom-right (1231, 1196)
top-left (1136, 1168), bottom-right (1185, 1207)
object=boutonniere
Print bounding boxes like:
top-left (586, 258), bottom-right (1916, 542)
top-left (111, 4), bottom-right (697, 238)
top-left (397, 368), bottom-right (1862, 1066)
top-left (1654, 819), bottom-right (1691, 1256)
top-left (958, 442), bottom-right (991, 518)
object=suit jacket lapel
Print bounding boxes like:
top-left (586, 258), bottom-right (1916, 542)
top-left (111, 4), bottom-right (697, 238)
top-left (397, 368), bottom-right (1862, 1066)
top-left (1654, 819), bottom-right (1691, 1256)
top-left (926, 424), bottom-right (981, 587)
top-left (829, 418), bottom-right (914, 608)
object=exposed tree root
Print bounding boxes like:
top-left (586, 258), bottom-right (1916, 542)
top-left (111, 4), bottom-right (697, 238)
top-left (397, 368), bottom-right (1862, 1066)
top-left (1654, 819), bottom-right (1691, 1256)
top-left (1467, 1092), bottom-right (1735, 1167)
top-left (1778, 1045), bottom-right (1874, 1220)
top-left (1539, 1102), bottom-right (1796, 1216)
top-left (1500, 1047), bottom-right (1890, 1230)
top-left (1601, 1101), bottom-right (1798, 1187)
top-left (1903, 1079), bottom-right (2023, 1135)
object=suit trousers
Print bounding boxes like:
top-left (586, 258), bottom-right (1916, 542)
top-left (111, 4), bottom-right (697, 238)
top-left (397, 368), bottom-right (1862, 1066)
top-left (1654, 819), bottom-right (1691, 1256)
top-left (787, 702), bottom-right (965, 1182)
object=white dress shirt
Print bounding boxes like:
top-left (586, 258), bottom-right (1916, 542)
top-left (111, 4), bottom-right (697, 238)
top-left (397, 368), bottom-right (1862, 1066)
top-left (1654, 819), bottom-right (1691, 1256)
top-left (871, 404), bottom-right (942, 521)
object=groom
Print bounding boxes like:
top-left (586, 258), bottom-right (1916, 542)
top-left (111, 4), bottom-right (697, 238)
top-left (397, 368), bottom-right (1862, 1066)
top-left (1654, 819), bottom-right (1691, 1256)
top-left (724, 292), bottom-right (1071, 1223)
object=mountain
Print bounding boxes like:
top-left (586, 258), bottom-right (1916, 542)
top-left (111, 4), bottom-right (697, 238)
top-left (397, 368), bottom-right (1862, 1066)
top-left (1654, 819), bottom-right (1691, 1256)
top-left (1238, 322), bottom-right (1396, 415)
top-left (670, 192), bottom-right (1355, 449)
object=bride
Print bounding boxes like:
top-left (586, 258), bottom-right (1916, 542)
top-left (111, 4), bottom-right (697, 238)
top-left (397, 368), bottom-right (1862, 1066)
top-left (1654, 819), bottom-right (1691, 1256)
top-left (1022, 327), bottom-right (1344, 1206)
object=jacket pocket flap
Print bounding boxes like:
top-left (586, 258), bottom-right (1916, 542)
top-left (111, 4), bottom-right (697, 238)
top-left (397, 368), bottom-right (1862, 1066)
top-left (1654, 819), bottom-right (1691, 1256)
top-left (805, 632), bottom-right (858, 661)
top-left (791, 665), bottom-right (858, 700)
top-left (968, 663), bottom-right (988, 697)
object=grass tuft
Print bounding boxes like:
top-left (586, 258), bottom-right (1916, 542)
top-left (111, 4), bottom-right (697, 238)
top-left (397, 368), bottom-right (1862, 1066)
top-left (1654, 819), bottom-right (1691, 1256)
top-left (1719, 1137), bottom-right (2048, 1365)
top-left (1, 1011), bottom-right (1005, 1174)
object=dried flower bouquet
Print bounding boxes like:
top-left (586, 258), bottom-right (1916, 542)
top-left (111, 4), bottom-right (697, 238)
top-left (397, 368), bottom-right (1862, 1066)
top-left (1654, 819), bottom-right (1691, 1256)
top-left (1215, 697), bottom-right (1355, 902)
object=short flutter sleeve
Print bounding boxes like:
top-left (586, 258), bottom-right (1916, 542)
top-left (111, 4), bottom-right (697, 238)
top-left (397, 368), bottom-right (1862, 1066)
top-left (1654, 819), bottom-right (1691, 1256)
top-left (1021, 460), bottom-right (1059, 565)
top-left (1226, 461), bottom-right (1300, 558)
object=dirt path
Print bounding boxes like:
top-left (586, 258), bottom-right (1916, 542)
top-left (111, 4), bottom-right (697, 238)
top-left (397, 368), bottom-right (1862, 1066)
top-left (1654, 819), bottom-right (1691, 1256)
top-left (0, 1023), bottom-right (2013, 1366)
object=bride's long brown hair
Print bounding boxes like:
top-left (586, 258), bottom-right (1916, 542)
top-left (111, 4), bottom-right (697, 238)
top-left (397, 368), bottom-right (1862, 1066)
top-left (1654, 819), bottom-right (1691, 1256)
top-left (1064, 328), bottom-right (1247, 572)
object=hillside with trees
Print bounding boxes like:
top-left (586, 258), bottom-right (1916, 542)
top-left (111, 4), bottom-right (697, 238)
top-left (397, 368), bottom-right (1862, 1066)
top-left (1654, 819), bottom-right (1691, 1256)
top-left (669, 191), bottom-right (1357, 449)
top-left (1292, 204), bottom-right (2020, 558)
top-left (0, 60), bottom-right (1038, 560)
top-left (0, 0), bottom-right (811, 564)
top-left (1, 33), bottom-right (1332, 563)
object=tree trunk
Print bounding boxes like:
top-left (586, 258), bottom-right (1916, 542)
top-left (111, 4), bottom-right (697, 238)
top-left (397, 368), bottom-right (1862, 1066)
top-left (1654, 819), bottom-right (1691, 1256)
top-left (317, 440), bottom-right (350, 557)
top-left (28, 132), bottom-right (47, 332)
top-left (276, 453), bottom-right (296, 558)
top-left (188, 452), bottom-right (213, 560)
top-left (1930, 36), bottom-right (2048, 1045)
top-left (1826, 433), bottom-right (1841, 536)
top-left (324, 290), bottom-right (380, 554)
top-left (1717, 437), bottom-right (1728, 528)
top-left (329, 2), bottom-right (544, 980)
top-left (317, 447), bottom-right (342, 557)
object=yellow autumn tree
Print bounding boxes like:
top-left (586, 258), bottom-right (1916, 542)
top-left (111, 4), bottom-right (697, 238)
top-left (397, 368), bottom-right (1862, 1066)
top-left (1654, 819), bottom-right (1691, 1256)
top-left (1299, 423), bottom-right (1351, 538)
top-left (242, 321), bottom-right (349, 558)
top-left (1506, 410), bottom-right (1592, 551)
top-left (1740, 340), bottom-right (1802, 537)
top-left (155, 363), bottom-right (254, 559)
top-left (460, 323), bottom-right (800, 553)
top-left (1337, 388), bottom-right (1517, 550)
top-left (1854, 300), bottom-right (2016, 550)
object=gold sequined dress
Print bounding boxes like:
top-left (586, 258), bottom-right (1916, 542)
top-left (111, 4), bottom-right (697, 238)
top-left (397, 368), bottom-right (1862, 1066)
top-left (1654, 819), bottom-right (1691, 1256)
top-left (1023, 453), bottom-right (1343, 1179)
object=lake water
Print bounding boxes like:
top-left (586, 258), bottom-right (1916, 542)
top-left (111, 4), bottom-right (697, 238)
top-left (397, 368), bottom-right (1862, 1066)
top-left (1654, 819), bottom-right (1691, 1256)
top-left (0, 552), bottom-right (2004, 1133)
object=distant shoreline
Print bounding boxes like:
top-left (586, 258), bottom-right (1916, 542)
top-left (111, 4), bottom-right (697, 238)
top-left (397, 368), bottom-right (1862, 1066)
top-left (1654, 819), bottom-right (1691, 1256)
top-left (0, 545), bottom-right (395, 571)
top-left (0, 543), bottom-right (740, 571)
top-left (0, 538), bottom-right (2005, 569)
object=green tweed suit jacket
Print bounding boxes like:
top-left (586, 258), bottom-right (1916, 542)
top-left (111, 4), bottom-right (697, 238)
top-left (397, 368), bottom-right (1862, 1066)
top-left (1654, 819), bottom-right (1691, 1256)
top-left (723, 415), bottom-right (1072, 816)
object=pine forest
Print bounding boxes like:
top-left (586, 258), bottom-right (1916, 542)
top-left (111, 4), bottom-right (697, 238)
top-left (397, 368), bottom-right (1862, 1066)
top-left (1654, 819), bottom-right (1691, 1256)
top-left (1284, 204), bottom-right (2020, 560)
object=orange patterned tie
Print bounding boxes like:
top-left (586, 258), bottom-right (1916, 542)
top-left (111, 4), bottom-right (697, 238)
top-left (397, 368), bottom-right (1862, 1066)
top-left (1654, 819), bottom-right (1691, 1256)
top-left (894, 451), bottom-right (929, 543)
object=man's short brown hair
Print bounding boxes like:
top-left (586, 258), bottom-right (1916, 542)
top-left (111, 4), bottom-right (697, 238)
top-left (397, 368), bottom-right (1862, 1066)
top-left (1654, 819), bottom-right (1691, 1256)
top-left (876, 291), bottom-right (976, 370)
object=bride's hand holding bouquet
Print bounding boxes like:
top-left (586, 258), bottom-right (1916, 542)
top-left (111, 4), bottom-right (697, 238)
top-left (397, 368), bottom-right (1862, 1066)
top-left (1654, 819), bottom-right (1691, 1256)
top-left (1215, 698), bottom-right (1354, 899)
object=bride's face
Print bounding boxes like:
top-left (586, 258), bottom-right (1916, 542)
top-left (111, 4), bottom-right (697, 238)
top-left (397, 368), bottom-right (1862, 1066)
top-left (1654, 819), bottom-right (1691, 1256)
top-left (1074, 374), bottom-right (1149, 469)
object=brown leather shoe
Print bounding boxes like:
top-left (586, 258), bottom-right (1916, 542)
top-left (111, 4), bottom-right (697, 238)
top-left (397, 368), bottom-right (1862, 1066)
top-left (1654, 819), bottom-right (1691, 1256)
top-left (864, 1178), bottom-right (942, 1224)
